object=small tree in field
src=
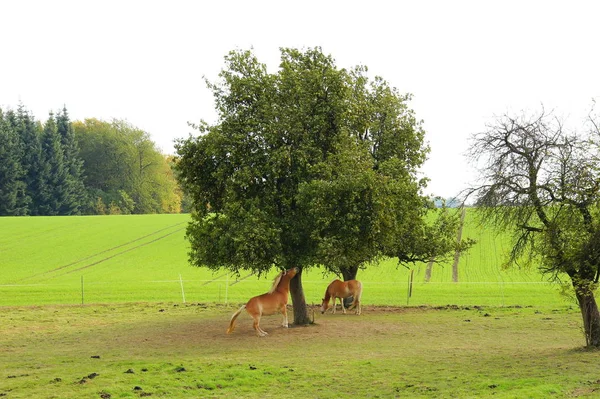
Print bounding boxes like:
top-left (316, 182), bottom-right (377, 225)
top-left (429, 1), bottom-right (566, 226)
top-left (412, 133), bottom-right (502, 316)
top-left (467, 106), bottom-right (600, 347)
top-left (176, 48), bottom-right (465, 325)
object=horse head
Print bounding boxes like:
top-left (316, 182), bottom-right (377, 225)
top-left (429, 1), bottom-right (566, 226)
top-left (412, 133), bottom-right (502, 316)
top-left (320, 297), bottom-right (328, 314)
top-left (287, 267), bottom-right (299, 278)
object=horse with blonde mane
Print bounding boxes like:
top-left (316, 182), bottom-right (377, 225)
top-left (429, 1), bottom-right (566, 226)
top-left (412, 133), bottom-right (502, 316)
top-left (320, 279), bottom-right (362, 315)
top-left (227, 267), bottom-right (299, 337)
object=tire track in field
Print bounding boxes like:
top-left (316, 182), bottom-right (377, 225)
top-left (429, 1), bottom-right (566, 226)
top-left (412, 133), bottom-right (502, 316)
top-left (0, 219), bottom-right (91, 249)
top-left (53, 227), bottom-right (186, 277)
top-left (19, 222), bottom-right (187, 282)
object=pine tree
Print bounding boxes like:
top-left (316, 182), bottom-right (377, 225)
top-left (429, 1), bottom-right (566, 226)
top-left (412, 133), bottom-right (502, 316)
top-left (0, 108), bottom-right (28, 215)
top-left (14, 104), bottom-right (47, 215)
top-left (39, 112), bottom-right (68, 215)
top-left (56, 106), bottom-right (86, 214)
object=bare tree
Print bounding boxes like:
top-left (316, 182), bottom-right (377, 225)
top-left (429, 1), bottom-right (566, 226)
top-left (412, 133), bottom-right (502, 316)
top-left (467, 106), bottom-right (600, 347)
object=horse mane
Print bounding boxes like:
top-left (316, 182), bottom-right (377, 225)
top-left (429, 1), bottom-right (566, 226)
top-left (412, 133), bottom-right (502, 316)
top-left (323, 279), bottom-right (338, 301)
top-left (267, 271), bottom-right (284, 294)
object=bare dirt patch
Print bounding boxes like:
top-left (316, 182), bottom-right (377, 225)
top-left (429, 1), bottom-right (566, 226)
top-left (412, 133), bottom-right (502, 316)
top-left (147, 305), bottom-right (415, 346)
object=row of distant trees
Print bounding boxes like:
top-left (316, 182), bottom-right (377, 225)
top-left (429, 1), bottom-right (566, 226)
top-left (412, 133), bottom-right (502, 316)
top-left (0, 104), bottom-right (183, 216)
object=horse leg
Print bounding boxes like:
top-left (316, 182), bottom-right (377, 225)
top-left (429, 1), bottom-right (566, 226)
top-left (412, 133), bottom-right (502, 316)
top-left (331, 296), bottom-right (337, 314)
top-left (340, 297), bottom-right (346, 314)
top-left (281, 305), bottom-right (289, 328)
top-left (354, 298), bottom-right (361, 315)
top-left (355, 283), bottom-right (363, 315)
top-left (252, 314), bottom-right (267, 337)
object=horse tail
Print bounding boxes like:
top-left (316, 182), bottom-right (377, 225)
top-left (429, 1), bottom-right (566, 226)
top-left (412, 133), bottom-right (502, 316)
top-left (226, 305), bottom-right (246, 334)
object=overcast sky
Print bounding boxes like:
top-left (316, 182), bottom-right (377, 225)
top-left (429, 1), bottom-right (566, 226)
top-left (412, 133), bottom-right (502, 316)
top-left (2, 0), bottom-right (599, 199)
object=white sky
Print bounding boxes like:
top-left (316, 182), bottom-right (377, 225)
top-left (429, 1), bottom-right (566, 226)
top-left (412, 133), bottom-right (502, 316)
top-left (2, 0), bottom-right (599, 199)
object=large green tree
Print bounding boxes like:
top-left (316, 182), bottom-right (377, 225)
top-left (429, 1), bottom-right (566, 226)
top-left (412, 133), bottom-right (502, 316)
top-left (176, 48), bottom-right (466, 325)
top-left (468, 107), bottom-right (600, 347)
top-left (302, 65), bottom-right (466, 281)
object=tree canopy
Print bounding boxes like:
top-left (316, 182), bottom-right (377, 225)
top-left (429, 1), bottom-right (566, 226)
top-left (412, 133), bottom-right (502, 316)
top-left (0, 103), bottom-right (183, 216)
top-left (176, 47), bottom-right (467, 324)
top-left (73, 118), bottom-right (182, 214)
top-left (0, 105), bottom-right (87, 216)
top-left (467, 106), bottom-right (600, 347)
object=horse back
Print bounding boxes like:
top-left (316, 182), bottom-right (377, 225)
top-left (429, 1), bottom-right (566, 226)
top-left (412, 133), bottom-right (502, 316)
top-left (328, 279), bottom-right (361, 298)
top-left (347, 279), bottom-right (361, 292)
top-left (246, 291), bottom-right (288, 316)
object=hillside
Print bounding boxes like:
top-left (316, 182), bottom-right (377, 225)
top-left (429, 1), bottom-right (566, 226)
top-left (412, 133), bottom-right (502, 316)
top-left (0, 212), bottom-right (571, 308)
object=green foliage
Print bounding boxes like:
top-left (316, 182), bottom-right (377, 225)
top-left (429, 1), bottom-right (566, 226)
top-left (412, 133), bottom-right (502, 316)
top-left (55, 107), bottom-right (87, 214)
top-left (0, 109), bottom-right (28, 215)
top-left (0, 105), bottom-right (87, 215)
top-left (0, 103), bottom-right (182, 216)
top-left (73, 118), bottom-right (182, 214)
top-left (13, 104), bottom-right (46, 215)
top-left (38, 112), bottom-right (68, 215)
top-left (176, 48), bottom-right (462, 287)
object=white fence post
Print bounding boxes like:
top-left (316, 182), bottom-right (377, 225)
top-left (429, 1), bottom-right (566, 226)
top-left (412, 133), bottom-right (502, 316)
top-left (179, 274), bottom-right (186, 303)
top-left (225, 274), bottom-right (229, 304)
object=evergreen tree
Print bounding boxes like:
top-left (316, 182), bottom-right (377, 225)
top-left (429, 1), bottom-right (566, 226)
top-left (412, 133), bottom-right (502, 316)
top-left (39, 112), bottom-right (68, 215)
top-left (55, 106), bottom-right (86, 214)
top-left (0, 108), bottom-right (28, 215)
top-left (14, 104), bottom-right (47, 215)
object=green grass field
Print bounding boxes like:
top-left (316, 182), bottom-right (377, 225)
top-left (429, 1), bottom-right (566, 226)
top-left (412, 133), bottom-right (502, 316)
top-left (0, 211), bottom-right (575, 309)
top-left (1, 303), bottom-right (597, 399)
top-left (2, 212), bottom-right (597, 398)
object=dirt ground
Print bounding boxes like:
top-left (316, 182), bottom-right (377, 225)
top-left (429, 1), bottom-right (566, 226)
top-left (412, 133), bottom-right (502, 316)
top-left (181, 304), bottom-right (418, 344)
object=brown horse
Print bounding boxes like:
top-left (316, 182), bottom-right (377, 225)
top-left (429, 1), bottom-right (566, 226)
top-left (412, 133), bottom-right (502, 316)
top-left (320, 279), bottom-right (362, 315)
top-left (227, 267), bottom-right (299, 337)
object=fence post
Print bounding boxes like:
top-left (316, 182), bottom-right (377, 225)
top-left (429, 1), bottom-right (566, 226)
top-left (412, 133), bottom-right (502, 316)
top-left (225, 274), bottom-right (229, 304)
top-left (179, 274), bottom-right (186, 304)
top-left (407, 269), bottom-right (414, 305)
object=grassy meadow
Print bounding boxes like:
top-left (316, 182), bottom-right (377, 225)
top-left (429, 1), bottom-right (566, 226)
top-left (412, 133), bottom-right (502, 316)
top-left (1, 303), bottom-right (598, 399)
top-left (0, 211), bottom-right (574, 309)
top-left (2, 212), bottom-right (598, 399)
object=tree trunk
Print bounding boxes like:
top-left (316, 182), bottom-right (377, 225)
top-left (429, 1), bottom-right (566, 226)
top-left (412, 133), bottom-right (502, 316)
top-left (289, 268), bottom-right (311, 325)
top-left (452, 207), bottom-right (466, 283)
top-left (341, 264), bottom-right (359, 281)
top-left (424, 257), bottom-right (434, 282)
top-left (574, 281), bottom-right (600, 347)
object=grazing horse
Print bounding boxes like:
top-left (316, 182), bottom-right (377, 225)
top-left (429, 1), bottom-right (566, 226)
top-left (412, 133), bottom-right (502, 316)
top-left (320, 279), bottom-right (362, 315)
top-left (227, 267), bottom-right (299, 337)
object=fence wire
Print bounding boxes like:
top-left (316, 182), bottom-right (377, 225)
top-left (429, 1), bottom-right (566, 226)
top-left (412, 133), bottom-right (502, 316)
top-left (0, 276), bottom-right (572, 309)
